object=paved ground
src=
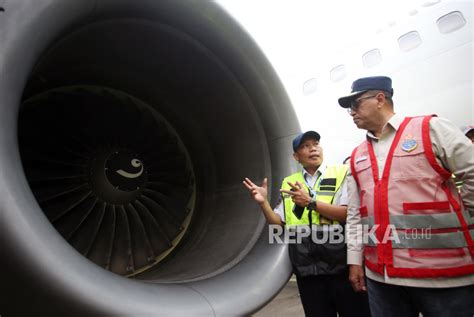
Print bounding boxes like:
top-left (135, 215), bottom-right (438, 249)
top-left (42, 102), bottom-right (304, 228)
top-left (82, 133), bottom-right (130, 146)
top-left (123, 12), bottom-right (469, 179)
top-left (253, 277), bottom-right (304, 317)
top-left (253, 280), bottom-right (422, 317)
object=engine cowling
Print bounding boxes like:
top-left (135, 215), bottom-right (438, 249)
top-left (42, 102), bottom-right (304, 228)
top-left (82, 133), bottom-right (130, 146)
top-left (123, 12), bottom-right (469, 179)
top-left (0, 0), bottom-right (298, 315)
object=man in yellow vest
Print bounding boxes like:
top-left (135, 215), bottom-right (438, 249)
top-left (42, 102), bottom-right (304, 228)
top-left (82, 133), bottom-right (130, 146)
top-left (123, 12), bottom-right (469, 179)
top-left (243, 131), bottom-right (370, 317)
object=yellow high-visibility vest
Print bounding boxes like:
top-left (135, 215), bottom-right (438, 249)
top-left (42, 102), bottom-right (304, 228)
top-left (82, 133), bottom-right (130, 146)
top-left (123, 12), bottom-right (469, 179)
top-left (282, 165), bottom-right (348, 226)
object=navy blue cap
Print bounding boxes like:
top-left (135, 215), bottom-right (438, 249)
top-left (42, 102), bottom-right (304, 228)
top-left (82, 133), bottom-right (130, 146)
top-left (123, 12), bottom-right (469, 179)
top-left (338, 76), bottom-right (394, 108)
top-left (292, 131), bottom-right (320, 152)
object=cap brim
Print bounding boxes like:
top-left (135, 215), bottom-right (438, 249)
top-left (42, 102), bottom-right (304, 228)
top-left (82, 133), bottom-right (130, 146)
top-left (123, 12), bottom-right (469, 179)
top-left (338, 90), bottom-right (367, 108)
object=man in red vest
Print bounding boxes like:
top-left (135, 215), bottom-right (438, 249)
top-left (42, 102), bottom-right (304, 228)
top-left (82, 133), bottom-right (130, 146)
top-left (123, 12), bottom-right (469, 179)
top-left (338, 76), bottom-right (474, 316)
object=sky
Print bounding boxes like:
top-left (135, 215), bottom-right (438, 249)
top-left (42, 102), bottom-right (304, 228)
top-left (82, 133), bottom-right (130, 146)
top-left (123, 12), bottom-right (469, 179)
top-left (216, 0), bottom-right (474, 163)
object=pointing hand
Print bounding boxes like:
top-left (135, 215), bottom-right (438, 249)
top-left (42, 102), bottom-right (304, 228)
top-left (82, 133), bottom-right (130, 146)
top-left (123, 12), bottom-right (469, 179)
top-left (243, 177), bottom-right (268, 205)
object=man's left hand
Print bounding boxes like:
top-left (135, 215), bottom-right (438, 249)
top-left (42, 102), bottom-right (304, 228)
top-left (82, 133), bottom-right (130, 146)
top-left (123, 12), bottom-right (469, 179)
top-left (280, 181), bottom-right (311, 207)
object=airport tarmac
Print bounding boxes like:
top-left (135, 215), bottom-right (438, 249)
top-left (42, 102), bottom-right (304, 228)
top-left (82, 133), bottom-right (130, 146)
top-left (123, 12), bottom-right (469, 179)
top-left (254, 280), bottom-right (424, 317)
top-left (253, 276), bottom-right (304, 317)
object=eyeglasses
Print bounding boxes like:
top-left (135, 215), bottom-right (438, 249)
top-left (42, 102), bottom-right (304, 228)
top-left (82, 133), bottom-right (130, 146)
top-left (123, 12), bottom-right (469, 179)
top-left (347, 94), bottom-right (378, 114)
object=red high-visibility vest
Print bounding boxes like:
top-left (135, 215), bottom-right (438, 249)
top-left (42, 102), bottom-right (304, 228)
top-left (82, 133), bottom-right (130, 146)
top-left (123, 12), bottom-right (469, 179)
top-left (350, 115), bottom-right (474, 278)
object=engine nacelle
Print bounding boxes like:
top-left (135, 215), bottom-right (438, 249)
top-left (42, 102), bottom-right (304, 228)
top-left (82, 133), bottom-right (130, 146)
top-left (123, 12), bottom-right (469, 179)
top-left (0, 0), bottom-right (298, 315)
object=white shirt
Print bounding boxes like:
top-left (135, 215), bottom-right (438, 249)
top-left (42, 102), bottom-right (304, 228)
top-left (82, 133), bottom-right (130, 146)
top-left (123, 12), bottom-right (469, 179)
top-left (274, 165), bottom-right (349, 223)
top-left (346, 113), bottom-right (474, 287)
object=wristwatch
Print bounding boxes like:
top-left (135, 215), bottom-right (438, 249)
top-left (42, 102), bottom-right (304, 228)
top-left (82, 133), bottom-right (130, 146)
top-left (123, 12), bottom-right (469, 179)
top-left (307, 197), bottom-right (317, 211)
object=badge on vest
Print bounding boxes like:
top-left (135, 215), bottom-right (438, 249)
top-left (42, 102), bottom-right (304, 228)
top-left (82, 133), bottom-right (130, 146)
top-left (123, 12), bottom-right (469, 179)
top-left (401, 134), bottom-right (418, 152)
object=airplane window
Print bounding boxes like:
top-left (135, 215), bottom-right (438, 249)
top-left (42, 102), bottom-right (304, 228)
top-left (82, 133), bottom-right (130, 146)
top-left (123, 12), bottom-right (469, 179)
top-left (437, 11), bottom-right (466, 34)
top-left (330, 65), bottom-right (346, 82)
top-left (303, 78), bottom-right (318, 95)
top-left (398, 31), bottom-right (422, 52)
top-left (362, 49), bottom-right (382, 68)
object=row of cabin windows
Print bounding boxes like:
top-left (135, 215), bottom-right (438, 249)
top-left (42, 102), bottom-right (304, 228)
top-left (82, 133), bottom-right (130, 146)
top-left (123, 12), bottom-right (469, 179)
top-left (304, 10), bottom-right (467, 93)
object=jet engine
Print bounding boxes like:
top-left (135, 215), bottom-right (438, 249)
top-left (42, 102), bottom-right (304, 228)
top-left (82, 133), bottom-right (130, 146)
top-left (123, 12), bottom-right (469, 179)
top-left (0, 0), bottom-right (298, 315)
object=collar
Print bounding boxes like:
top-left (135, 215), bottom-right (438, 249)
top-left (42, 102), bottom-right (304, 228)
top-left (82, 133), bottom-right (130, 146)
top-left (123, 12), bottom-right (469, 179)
top-left (366, 113), bottom-right (403, 140)
top-left (302, 164), bottom-right (324, 179)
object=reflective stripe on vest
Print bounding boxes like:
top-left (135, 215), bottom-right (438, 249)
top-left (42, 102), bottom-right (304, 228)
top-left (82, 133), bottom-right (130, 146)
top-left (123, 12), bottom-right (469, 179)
top-left (390, 212), bottom-right (473, 229)
top-left (361, 211), bottom-right (473, 229)
top-left (366, 230), bottom-right (474, 249)
top-left (316, 191), bottom-right (337, 196)
top-left (283, 165), bottom-right (348, 226)
top-left (394, 230), bottom-right (474, 249)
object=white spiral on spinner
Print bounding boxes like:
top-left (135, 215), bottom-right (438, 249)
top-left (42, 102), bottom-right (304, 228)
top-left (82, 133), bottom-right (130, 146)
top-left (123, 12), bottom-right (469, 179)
top-left (116, 159), bottom-right (144, 179)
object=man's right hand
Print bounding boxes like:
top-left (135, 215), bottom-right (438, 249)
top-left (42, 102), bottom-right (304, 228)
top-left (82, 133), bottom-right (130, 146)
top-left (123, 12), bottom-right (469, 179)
top-left (243, 178), bottom-right (268, 205)
top-left (349, 264), bottom-right (367, 292)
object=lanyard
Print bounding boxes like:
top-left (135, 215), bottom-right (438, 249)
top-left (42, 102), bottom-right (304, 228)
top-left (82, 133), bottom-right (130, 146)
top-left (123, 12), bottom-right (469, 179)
top-left (302, 170), bottom-right (322, 198)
